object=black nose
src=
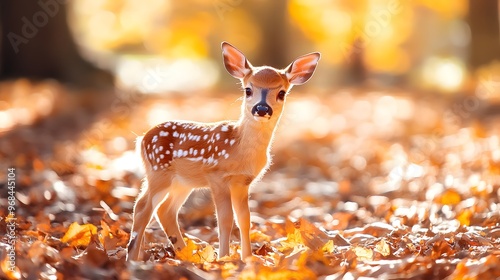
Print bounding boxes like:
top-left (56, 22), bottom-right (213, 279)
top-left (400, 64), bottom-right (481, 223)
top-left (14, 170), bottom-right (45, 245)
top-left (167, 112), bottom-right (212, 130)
top-left (252, 104), bottom-right (273, 117)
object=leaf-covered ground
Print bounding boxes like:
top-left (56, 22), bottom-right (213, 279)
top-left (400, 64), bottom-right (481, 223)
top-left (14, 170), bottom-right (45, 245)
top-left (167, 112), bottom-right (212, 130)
top-left (1, 80), bottom-right (499, 279)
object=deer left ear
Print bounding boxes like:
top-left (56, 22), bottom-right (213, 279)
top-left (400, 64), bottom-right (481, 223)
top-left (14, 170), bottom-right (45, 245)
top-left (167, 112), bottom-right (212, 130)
top-left (222, 42), bottom-right (252, 79)
top-left (285, 52), bottom-right (320, 85)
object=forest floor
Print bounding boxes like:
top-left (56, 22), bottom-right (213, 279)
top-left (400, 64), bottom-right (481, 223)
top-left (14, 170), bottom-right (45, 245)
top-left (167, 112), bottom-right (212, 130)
top-left (0, 79), bottom-right (499, 279)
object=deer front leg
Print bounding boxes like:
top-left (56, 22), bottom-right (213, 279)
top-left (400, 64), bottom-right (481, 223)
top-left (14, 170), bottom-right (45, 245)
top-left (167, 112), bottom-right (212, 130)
top-left (211, 184), bottom-right (234, 258)
top-left (155, 185), bottom-right (192, 250)
top-left (230, 184), bottom-right (251, 259)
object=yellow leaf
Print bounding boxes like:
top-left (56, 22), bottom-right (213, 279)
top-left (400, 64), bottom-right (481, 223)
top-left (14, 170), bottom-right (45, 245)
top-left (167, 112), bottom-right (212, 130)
top-left (374, 239), bottom-right (391, 257)
top-left (176, 238), bottom-right (215, 263)
top-left (279, 228), bottom-right (305, 252)
top-left (322, 240), bottom-right (335, 254)
top-left (353, 246), bottom-right (373, 262)
top-left (61, 222), bottom-right (97, 247)
top-left (240, 259), bottom-right (316, 280)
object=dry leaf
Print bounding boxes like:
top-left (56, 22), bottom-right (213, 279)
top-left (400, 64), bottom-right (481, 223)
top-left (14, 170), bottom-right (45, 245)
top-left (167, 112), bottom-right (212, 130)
top-left (61, 222), bottom-right (98, 247)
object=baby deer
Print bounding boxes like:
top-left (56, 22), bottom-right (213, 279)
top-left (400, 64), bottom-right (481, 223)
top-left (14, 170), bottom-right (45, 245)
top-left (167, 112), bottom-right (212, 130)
top-left (127, 42), bottom-right (320, 261)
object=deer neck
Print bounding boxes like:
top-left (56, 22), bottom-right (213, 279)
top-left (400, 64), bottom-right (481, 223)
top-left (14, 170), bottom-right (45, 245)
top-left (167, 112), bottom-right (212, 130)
top-left (236, 112), bottom-right (281, 155)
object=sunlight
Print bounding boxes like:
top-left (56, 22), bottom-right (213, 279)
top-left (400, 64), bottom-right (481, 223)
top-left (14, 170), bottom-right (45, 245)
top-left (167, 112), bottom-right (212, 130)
top-left (116, 57), bottom-right (219, 94)
top-left (422, 57), bottom-right (466, 92)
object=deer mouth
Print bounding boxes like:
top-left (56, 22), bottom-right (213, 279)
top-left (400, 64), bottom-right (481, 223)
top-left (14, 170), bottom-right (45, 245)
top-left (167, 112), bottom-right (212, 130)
top-left (253, 115), bottom-right (271, 122)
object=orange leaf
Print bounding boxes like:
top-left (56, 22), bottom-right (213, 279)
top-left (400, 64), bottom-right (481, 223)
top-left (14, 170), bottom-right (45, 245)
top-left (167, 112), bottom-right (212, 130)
top-left (456, 208), bottom-right (472, 226)
top-left (435, 188), bottom-right (462, 205)
top-left (61, 222), bottom-right (97, 247)
top-left (250, 229), bottom-right (271, 243)
top-left (176, 239), bottom-right (215, 263)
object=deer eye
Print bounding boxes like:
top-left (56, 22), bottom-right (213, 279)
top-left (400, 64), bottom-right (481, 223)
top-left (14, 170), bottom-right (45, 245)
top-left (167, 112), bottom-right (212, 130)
top-left (245, 87), bottom-right (253, 97)
top-left (277, 90), bottom-right (286, 101)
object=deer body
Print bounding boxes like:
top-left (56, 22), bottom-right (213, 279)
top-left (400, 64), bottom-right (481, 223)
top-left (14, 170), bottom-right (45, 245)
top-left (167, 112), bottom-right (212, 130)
top-left (127, 42), bottom-right (320, 261)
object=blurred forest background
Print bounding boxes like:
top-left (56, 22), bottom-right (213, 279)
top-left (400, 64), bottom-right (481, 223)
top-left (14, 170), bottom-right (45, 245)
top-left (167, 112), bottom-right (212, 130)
top-left (1, 0), bottom-right (500, 279)
top-left (2, 0), bottom-right (500, 92)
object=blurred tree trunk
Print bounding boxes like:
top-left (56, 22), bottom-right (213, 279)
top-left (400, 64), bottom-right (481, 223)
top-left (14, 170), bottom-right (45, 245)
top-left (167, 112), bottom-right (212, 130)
top-left (247, 1), bottom-right (288, 67)
top-left (0, 0), bottom-right (113, 88)
top-left (467, 0), bottom-right (500, 69)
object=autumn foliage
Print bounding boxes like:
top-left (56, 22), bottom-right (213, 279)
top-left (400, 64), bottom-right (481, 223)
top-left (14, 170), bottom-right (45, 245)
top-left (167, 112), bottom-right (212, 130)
top-left (0, 80), bottom-right (499, 279)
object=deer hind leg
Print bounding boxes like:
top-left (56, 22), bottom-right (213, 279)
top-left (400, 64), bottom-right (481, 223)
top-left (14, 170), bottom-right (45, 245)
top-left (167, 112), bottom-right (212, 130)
top-left (155, 183), bottom-right (192, 251)
top-left (127, 175), bottom-right (171, 261)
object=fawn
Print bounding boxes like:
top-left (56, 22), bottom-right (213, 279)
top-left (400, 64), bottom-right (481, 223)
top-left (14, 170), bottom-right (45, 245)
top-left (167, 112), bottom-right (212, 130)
top-left (127, 42), bottom-right (320, 261)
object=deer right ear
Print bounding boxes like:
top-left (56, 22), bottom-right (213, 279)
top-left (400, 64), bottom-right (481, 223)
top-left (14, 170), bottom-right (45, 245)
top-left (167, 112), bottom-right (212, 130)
top-left (222, 42), bottom-right (252, 79)
top-left (285, 52), bottom-right (320, 85)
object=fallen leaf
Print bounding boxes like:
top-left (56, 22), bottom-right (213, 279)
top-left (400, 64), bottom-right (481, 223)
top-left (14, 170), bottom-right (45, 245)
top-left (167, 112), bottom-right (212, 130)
top-left (61, 222), bottom-right (97, 247)
top-left (176, 239), bottom-right (215, 264)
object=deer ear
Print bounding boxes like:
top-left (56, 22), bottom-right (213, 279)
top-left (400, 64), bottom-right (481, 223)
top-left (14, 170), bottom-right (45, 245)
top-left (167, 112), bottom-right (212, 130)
top-left (222, 42), bottom-right (252, 79)
top-left (285, 52), bottom-right (320, 85)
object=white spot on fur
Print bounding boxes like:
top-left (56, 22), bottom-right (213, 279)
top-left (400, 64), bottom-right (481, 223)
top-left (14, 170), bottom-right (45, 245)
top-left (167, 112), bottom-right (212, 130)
top-left (160, 131), bottom-right (169, 137)
top-left (193, 150), bottom-right (198, 156)
top-left (216, 133), bottom-right (221, 140)
top-left (224, 139), bottom-right (228, 144)
top-left (160, 154), bottom-right (164, 159)
top-left (224, 154), bottom-right (229, 159)
top-left (159, 146), bottom-right (164, 151)
top-left (230, 139), bottom-right (236, 146)
top-left (203, 134), bottom-right (208, 140)
top-left (200, 148), bottom-right (205, 155)
top-left (152, 135), bottom-right (158, 143)
top-left (153, 165), bottom-right (158, 170)
top-left (187, 157), bottom-right (203, 162)
top-left (173, 131), bottom-right (179, 137)
top-left (183, 150), bottom-right (188, 157)
top-left (221, 125), bottom-right (229, 132)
